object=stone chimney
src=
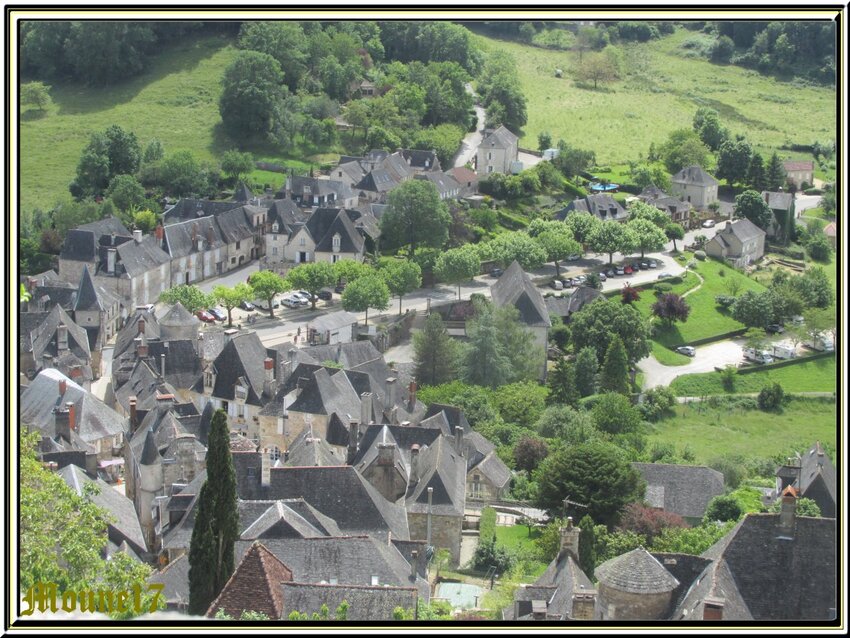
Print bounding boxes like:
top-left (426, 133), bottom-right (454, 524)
top-left (347, 421), bottom-right (359, 464)
top-left (407, 378), bottom-right (417, 407)
top-left (702, 596), bottom-right (725, 620)
top-left (386, 378), bottom-right (398, 407)
top-left (129, 396), bottom-right (138, 433)
top-left (360, 392), bottom-right (372, 426)
top-left (191, 225), bottom-right (199, 252)
top-left (206, 226), bottom-right (215, 249)
top-left (571, 591), bottom-right (597, 620)
top-left (154, 223), bottom-right (164, 247)
top-left (156, 393), bottom-right (174, 415)
top-left (263, 357), bottom-right (275, 397)
top-left (135, 336), bottom-right (148, 358)
top-left (55, 401), bottom-right (76, 442)
top-left (295, 377), bottom-right (309, 392)
top-left (42, 353), bottom-right (53, 370)
top-left (409, 444), bottom-right (420, 486)
top-left (133, 229), bottom-right (143, 243)
top-left (410, 550), bottom-right (419, 580)
top-left (161, 353), bottom-right (166, 379)
top-left (138, 317), bottom-right (146, 335)
top-left (57, 323), bottom-right (69, 351)
top-left (559, 517), bottom-right (581, 559)
top-left (455, 427), bottom-right (464, 456)
top-left (377, 443), bottom-right (395, 466)
top-left (261, 450), bottom-right (271, 486)
top-left (778, 485), bottom-right (797, 536)
top-left (224, 328), bottom-right (238, 344)
top-left (765, 192), bottom-right (770, 205)
top-left (59, 378), bottom-right (67, 396)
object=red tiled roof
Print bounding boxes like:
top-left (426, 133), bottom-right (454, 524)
top-left (782, 160), bottom-right (814, 172)
top-left (449, 166), bottom-right (479, 183)
top-left (823, 222), bottom-right (837, 237)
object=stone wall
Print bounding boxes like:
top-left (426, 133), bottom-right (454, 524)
top-left (408, 512), bottom-right (462, 566)
top-left (598, 583), bottom-right (672, 621)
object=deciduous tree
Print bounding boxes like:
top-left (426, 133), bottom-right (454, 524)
top-left (434, 245), bottom-right (480, 300)
top-left (628, 217), bottom-right (668, 258)
top-left (380, 259), bottom-right (422, 315)
top-left (212, 283), bottom-right (253, 326)
top-left (219, 51), bottom-right (287, 138)
top-left (665, 223), bottom-right (685, 252)
top-left (570, 298), bottom-right (651, 364)
top-left (21, 81), bottom-right (52, 111)
top-left (341, 274), bottom-right (390, 326)
top-left (160, 284), bottom-right (212, 314)
top-left (381, 180), bottom-right (451, 258)
top-left (249, 270), bottom-right (289, 318)
top-left (285, 262), bottom-right (337, 310)
top-left (589, 221), bottom-right (634, 265)
top-left (651, 293), bottom-right (691, 327)
top-left (734, 189), bottom-right (773, 230)
top-left (599, 336), bottom-right (630, 394)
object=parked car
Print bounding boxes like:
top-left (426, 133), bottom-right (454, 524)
top-left (803, 333), bottom-right (834, 352)
top-left (766, 324), bottom-right (785, 334)
top-left (136, 303), bottom-right (156, 313)
top-left (562, 277), bottom-right (575, 288)
top-left (702, 219), bottom-right (716, 228)
top-left (639, 261), bottom-right (649, 270)
top-left (597, 272), bottom-right (607, 282)
top-left (281, 295), bottom-right (303, 309)
top-left (196, 310), bottom-right (216, 323)
top-left (743, 347), bottom-right (774, 364)
top-left (574, 274), bottom-right (587, 284)
top-left (615, 266), bottom-right (626, 276)
top-left (566, 254), bottom-right (581, 262)
top-left (605, 268), bottom-right (617, 278)
top-left (334, 282), bottom-right (347, 293)
top-left (290, 293), bottom-right (311, 306)
top-left (207, 307), bottom-right (227, 322)
top-left (239, 300), bottom-right (255, 312)
top-left (254, 298), bottom-right (280, 310)
top-left (550, 279), bottom-right (564, 290)
top-left (657, 271), bottom-right (673, 280)
top-left (623, 265), bottom-right (634, 274)
top-left (490, 267), bottom-right (504, 278)
top-left (316, 289), bottom-right (333, 301)
top-left (676, 346), bottom-right (696, 357)
top-left (647, 259), bottom-right (658, 269)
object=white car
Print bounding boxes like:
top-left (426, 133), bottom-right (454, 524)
top-left (702, 219), bottom-right (716, 228)
top-left (281, 295), bottom-right (304, 309)
top-left (676, 346), bottom-right (696, 357)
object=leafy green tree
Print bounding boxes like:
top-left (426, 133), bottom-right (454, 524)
top-left (574, 346), bottom-right (599, 397)
top-left (249, 270), bottom-right (289, 318)
top-left (659, 128), bottom-right (711, 174)
top-left (69, 125), bottom-right (140, 199)
top-left (530, 222), bottom-right (581, 277)
top-left (578, 515), bottom-right (598, 575)
top-left (651, 293), bottom-right (691, 327)
top-left (142, 138), bottom-right (165, 164)
top-left (286, 262), bottom-right (337, 311)
top-left (514, 435), bottom-right (549, 473)
top-left (189, 409), bottom-right (239, 615)
top-left (414, 312), bottom-right (461, 386)
top-left (434, 245), bottom-right (480, 300)
top-left (381, 180), bottom-right (451, 258)
top-left (589, 221), bottom-right (634, 265)
top-left (716, 137), bottom-right (754, 186)
top-left (575, 51), bottom-right (619, 89)
top-left (547, 357), bottom-right (579, 407)
top-left (710, 34), bottom-right (735, 63)
top-left (494, 305), bottom-right (544, 384)
top-left (64, 22), bottom-right (157, 85)
top-left (629, 162), bottom-right (671, 192)
top-left (599, 336), bottom-right (630, 394)
top-left (106, 174), bottom-right (147, 214)
top-left (747, 152), bottom-right (767, 192)
top-left (732, 291), bottom-right (770, 328)
top-left (665, 223), bottom-right (685, 252)
top-left (133, 210), bottom-right (158, 233)
top-left (534, 404), bottom-right (599, 443)
top-left (627, 200), bottom-right (670, 229)
top-left (591, 392), bottom-right (643, 435)
top-left (220, 150), bottom-right (255, 184)
top-left (693, 106), bottom-right (729, 151)
top-left (570, 298), bottom-right (651, 364)
top-left (237, 21), bottom-right (308, 91)
top-left (486, 232), bottom-right (548, 270)
top-left (563, 212), bottom-right (602, 246)
top-left (159, 150), bottom-right (214, 198)
top-left (734, 189), bottom-right (773, 230)
top-left (333, 259), bottom-right (374, 285)
top-left (538, 131), bottom-right (553, 151)
top-left (768, 497), bottom-right (821, 517)
top-left (703, 495), bottom-right (743, 523)
top-left (534, 441), bottom-right (645, 527)
top-left (627, 217), bottom-right (667, 258)
top-left (219, 51), bottom-right (287, 138)
top-left (379, 259), bottom-right (422, 315)
top-left (341, 274), bottom-right (390, 326)
top-left (491, 381), bottom-right (548, 429)
top-left (791, 267), bottom-right (834, 309)
top-left (212, 283), bottom-right (253, 326)
top-left (765, 152), bottom-right (787, 191)
top-left (411, 124), bottom-right (467, 167)
top-left (462, 303), bottom-right (511, 389)
top-left (21, 80), bottom-right (52, 111)
top-left (651, 521), bottom-right (735, 555)
top-left (160, 284), bottom-right (212, 314)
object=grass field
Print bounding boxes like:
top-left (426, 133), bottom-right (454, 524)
top-left (647, 397), bottom-right (837, 464)
top-left (669, 354), bottom-right (837, 396)
top-left (472, 29), bottom-right (836, 167)
top-left (494, 525), bottom-right (548, 579)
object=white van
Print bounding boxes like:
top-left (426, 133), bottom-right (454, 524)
top-left (772, 342), bottom-right (797, 360)
top-left (743, 347), bottom-right (774, 364)
top-left (804, 333), bottom-right (834, 352)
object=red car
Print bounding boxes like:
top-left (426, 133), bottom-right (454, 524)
top-left (623, 265), bottom-right (634, 274)
top-left (196, 309), bottom-right (216, 323)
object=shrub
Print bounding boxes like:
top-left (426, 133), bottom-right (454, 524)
top-left (757, 383), bottom-right (786, 412)
top-left (654, 282), bottom-right (673, 295)
top-left (479, 506), bottom-right (497, 540)
top-left (665, 275), bottom-right (684, 285)
top-left (694, 250), bottom-right (707, 261)
top-left (715, 294), bottom-right (736, 308)
top-left (708, 454), bottom-right (749, 489)
top-left (469, 534), bottom-right (515, 573)
top-left (703, 495), bottom-right (743, 523)
top-left (639, 386), bottom-right (676, 422)
top-left (720, 365), bottom-right (738, 392)
top-left (617, 503), bottom-right (688, 543)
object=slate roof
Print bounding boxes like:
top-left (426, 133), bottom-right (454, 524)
top-left (632, 463), bottom-right (725, 519)
top-left (233, 460), bottom-right (410, 542)
top-left (20, 369), bottom-right (125, 444)
top-left (414, 172), bottom-right (461, 197)
top-left (671, 165), bottom-right (719, 187)
top-left (405, 435), bottom-right (466, 517)
top-left (114, 309), bottom-right (160, 359)
top-left (74, 266), bottom-right (103, 311)
top-left (481, 125), bottom-right (519, 149)
top-left (216, 206), bottom-right (256, 244)
top-left (280, 582), bottom-right (418, 621)
top-left (283, 176), bottom-right (354, 203)
top-left (422, 404), bottom-right (471, 436)
top-left (162, 216), bottom-right (224, 259)
top-left (58, 464), bottom-right (147, 554)
top-left (19, 312), bottom-right (50, 355)
top-left (29, 305), bottom-right (91, 363)
top-left (560, 194), bottom-right (628, 222)
top-left (512, 553), bottom-right (594, 620)
top-left (285, 366), bottom-right (362, 423)
top-left (797, 441), bottom-right (837, 516)
top-left (475, 452), bottom-right (512, 491)
top-left (159, 302), bottom-right (198, 330)
top-left (285, 428), bottom-right (346, 468)
top-left (638, 185), bottom-right (693, 217)
top-left (304, 207), bottom-right (364, 254)
top-left (206, 542), bottom-right (293, 619)
top-left (490, 260), bottom-right (552, 328)
top-left (345, 208), bottom-right (381, 240)
top-left (545, 286), bottom-right (605, 320)
top-left (594, 547), bottom-right (680, 594)
top-left (334, 160), bottom-right (367, 184)
top-left (192, 332), bottom-right (276, 404)
top-left (147, 554), bottom-right (190, 609)
top-left (400, 148), bottom-right (441, 171)
top-left (233, 181), bottom-right (255, 203)
top-left (240, 500), bottom-right (331, 540)
top-left (761, 191), bottom-right (794, 211)
top-left (267, 199), bottom-right (307, 234)
top-left (162, 198), bottom-right (243, 224)
top-left (719, 218), bottom-right (766, 243)
top-left (115, 235), bottom-right (171, 278)
top-left (60, 218), bottom-right (132, 262)
top-left (308, 310), bottom-right (358, 334)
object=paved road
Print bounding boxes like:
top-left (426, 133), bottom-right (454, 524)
top-left (639, 338), bottom-right (748, 390)
top-left (453, 83), bottom-right (486, 169)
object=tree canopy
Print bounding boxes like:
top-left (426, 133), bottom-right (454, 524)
top-left (413, 312), bottom-right (461, 386)
top-left (340, 274), bottom-right (390, 325)
top-left (219, 50), bottom-right (288, 138)
top-left (570, 298), bottom-right (651, 364)
top-left (160, 284), bottom-right (212, 314)
top-left (434, 245), bottom-right (480, 299)
top-left (285, 261), bottom-right (337, 310)
top-left (381, 180), bottom-right (451, 257)
top-left (249, 270), bottom-right (289, 317)
top-left (379, 259), bottom-right (422, 315)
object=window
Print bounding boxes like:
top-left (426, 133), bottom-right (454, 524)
top-left (487, 166), bottom-right (493, 174)
top-left (204, 371), bottom-right (214, 388)
top-left (221, 400), bottom-right (229, 414)
top-left (270, 446), bottom-right (281, 461)
top-left (488, 152), bottom-right (492, 160)
top-left (236, 241), bottom-right (241, 250)
top-left (272, 247), bottom-right (278, 256)
top-left (247, 467), bottom-right (256, 478)
top-left (332, 255), bottom-right (340, 263)
top-left (231, 257), bottom-right (236, 264)
top-left (272, 222), bottom-right (279, 233)
top-left (300, 237), bottom-right (306, 246)
top-left (237, 403), bottom-right (245, 418)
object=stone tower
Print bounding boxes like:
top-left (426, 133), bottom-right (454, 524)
top-left (138, 429), bottom-right (164, 552)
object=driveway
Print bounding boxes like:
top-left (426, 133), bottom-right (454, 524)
top-left (639, 338), bottom-right (747, 389)
top-left (453, 83), bottom-right (486, 168)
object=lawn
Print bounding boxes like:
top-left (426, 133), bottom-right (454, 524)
top-left (494, 525), bottom-right (548, 579)
top-left (669, 354), bottom-right (837, 396)
top-left (646, 397), bottom-right (837, 464)
top-left (471, 28), bottom-right (836, 167)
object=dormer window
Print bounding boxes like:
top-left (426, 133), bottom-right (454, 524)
top-left (300, 236), bottom-right (306, 246)
top-left (332, 233), bottom-right (341, 252)
top-left (272, 222), bottom-right (279, 233)
top-left (235, 385), bottom-right (247, 401)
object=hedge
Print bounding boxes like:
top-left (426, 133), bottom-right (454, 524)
top-left (563, 180), bottom-right (588, 198)
top-left (684, 327), bottom-right (748, 347)
top-left (736, 350), bottom-right (835, 374)
top-left (479, 506), bottom-right (497, 540)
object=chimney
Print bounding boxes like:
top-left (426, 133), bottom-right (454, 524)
top-left (156, 393), bottom-right (174, 415)
top-left (57, 323), bottom-right (68, 351)
top-left (138, 317), bottom-right (146, 335)
top-left (42, 353), bottom-right (53, 370)
top-left (191, 225), bottom-right (198, 252)
top-left (133, 229), bottom-right (143, 243)
top-left (135, 337), bottom-right (148, 358)
top-left (107, 248), bottom-right (117, 274)
top-left (410, 550), bottom-right (419, 580)
top-left (261, 450), bottom-right (271, 486)
top-left (360, 392), bottom-right (372, 426)
top-left (559, 517), bottom-right (581, 559)
top-left (129, 396), bottom-right (138, 433)
top-left (386, 378), bottom-right (398, 407)
top-left (389, 405), bottom-right (398, 425)
top-left (455, 427), bottom-right (464, 456)
top-left (161, 353), bottom-right (166, 379)
top-left (571, 591), bottom-right (597, 620)
top-left (409, 444), bottom-right (420, 485)
top-left (55, 402), bottom-right (73, 442)
top-left (702, 597), bottom-right (725, 621)
top-left (295, 377), bottom-right (309, 392)
top-left (426, 486), bottom-right (434, 547)
top-left (59, 379), bottom-right (67, 396)
top-left (377, 443), bottom-right (395, 466)
top-left (206, 226), bottom-right (215, 249)
top-left (154, 223), bottom-right (164, 247)
top-left (778, 485), bottom-right (797, 535)
top-left (224, 328), bottom-right (238, 344)
top-left (263, 357), bottom-right (275, 397)
top-left (347, 420), bottom-right (359, 464)
top-left (407, 378), bottom-right (417, 408)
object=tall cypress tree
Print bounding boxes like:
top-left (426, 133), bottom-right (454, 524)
top-left (577, 515), bottom-right (597, 577)
top-left (574, 347), bottom-right (599, 398)
top-left (748, 152), bottom-right (767, 192)
top-left (600, 336), bottom-right (630, 395)
top-left (413, 312), bottom-right (460, 386)
top-left (188, 409), bottom-right (239, 616)
top-left (765, 152), bottom-right (787, 191)
top-left (546, 357), bottom-right (579, 407)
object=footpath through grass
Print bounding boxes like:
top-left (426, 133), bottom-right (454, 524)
top-left (647, 397), bottom-right (837, 464)
top-left (669, 354), bottom-right (837, 396)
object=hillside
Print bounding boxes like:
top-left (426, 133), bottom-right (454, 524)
top-left (471, 28), bottom-right (836, 165)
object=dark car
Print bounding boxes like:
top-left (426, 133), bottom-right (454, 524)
top-left (561, 277), bottom-right (575, 288)
top-left (240, 300), bottom-right (255, 311)
top-left (196, 310), bottom-right (216, 323)
top-left (490, 267), bottom-right (504, 278)
top-left (605, 268), bottom-right (616, 278)
top-left (316, 289), bottom-right (333, 301)
top-left (766, 324), bottom-right (785, 334)
top-left (207, 307), bottom-right (227, 321)
top-left (639, 261), bottom-right (649, 270)
top-left (334, 282), bottom-right (347, 294)
top-left (615, 266), bottom-right (626, 276)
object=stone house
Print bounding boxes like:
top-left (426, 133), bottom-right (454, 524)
top-left (782, 160), bottom-right (814, 189)
top-left (631, 463), bottom-right (725, 524)
top-left (638, 184), bottom-right (693, 224)
top-left (306, 310), bottom-right (358, 345)
top-left (670, 165), bottom-right (719, 210)
top-left (283, 175), bottom-right (358, 209)
top-left (24, 305), bottom-right (94, 389)
top-left (490, 260), bottom-right (551, 380)
top-left (477, 125), bottom-right (519, 176)
top-left (704, 219), bottom-right (766, 268)
top-left (264, 199), bottom-right (308, 264)
top-left (162, 216), bottom-right (227, 285)
top-left (58, 217), bottom-right (133, 285)
top-left (282, 207), bottom-right (365, 264)
top-left (400, 148), bottom-right (441, 173)
top-left (761, 190), bottom-right (796, 238)
top-left (558, 194), bottom-right (629, 223)
top-left (449, 166), bottom-right (480, 196)
top-left (216, 205), bottom-right (264, 267)
top-left (414, 172), bottom-right (462, 200)
top-left (352, 153), bottom-right (414, 202)
top-left (93, 231), bottom-right (172, 310)
top-left (771, 441), bottom-right (836, 518)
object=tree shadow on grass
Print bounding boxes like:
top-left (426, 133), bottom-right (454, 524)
top-left (20, 110), bottom-right (48, 121)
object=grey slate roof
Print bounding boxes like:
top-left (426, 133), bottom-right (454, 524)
top-left (60, 218), bottom-right (132, 262)
top-left (74, 266), bottom-right (103, 311)
top-left (192, 332), bottom-right (276, 404)
top-left (162, 198), bottom-right (243, 223)
top-left (29, 305), bottom-right (91, 363)
top-left (632, 463), bottom-right (725, 520)
top-left (114, 309), bottom-right (160, 359)
top-left (215, 206), bottom-right (256, 244)
top-left (638, 185), bottom-right (693, 217)
top-left (308, 310), bottom-right (358, 334)
top-left (721, 218), bottom-right (766, 242)
top-left (280, 582), bottom-right (418, 621)
top-left (481, 125), bottom-right (519, 150)
top-left (672, 165), bottom-right (719, 187)
top-left (267, 198), bottom-right (307, 234)
top-left (490, 260), bottom-right (552, 328)
top-left (422, 404), bottom-right (471, 436)
top-left (798, 442), bottom-right (836, 516)
top-left (233, 181), bottom-right (255, 203)
top-left (240, 501), bottom-right (329, 540)
top-left (594, 547), bottom-right (679, 594)
top-left (159, 302), bottom-right (198, 330)
top-left (414, 172), bottom-right (460, 197)
top-left (19, 311), bottom-right (50, 355)
top-left (285, 428), bottom-right (345, 468)
top-left (283, 176), bottom-right (354, 203)
top-left (560, 194), bottom-right (628, 222)
top-left (20, 369), bottom-right (125, 444)
top-left (115, 235), bottom-right (171, 278)
top-left (162, 216), bottom-right (225, 259)
top-left (147, 554), bottom-right (190, 609)
top-left (304, 207), bottom-right (364, 254)
top-left (58, 464), bottom-right (146, 554)
top-left (545, 286), bottom-right (605, 320)
top-left (400, 148), bottom-right (441, 171)
top-left (513, 553), bottom-right (594, 620)
top-left (475, 452), bottom-right (512, 491)
top-left (405, 435), bottom-right (466, 517)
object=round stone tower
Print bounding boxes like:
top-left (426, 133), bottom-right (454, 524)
top-left (594, 547), bottom-right (679, 620)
